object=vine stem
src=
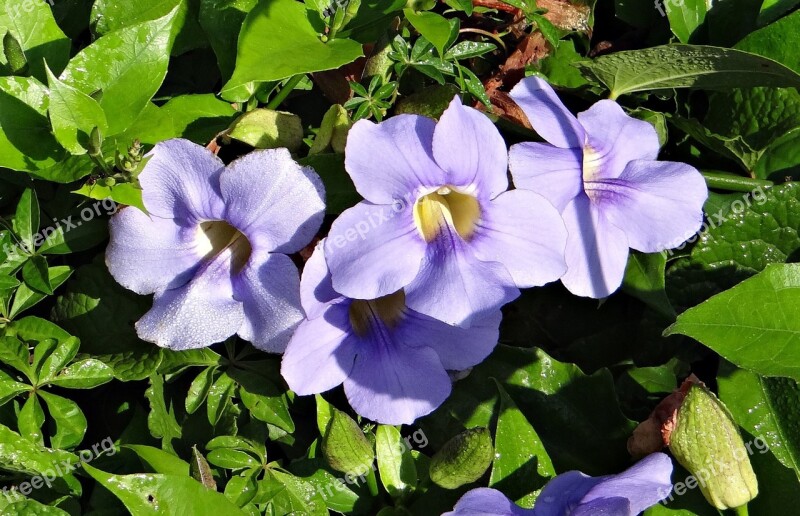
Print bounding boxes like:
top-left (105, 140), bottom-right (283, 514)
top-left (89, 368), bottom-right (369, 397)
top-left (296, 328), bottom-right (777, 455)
top-left (265, 74), bottom-right (305, 110)
top-left (701, 171), bottom-right (774, 192)
top-left (734, 504), bottom-right (749, 516)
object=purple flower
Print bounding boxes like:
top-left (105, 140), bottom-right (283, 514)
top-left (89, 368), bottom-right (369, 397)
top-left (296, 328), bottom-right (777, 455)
top-left (444, 453), bottom-right (673, 516)
top-left (508, 77), bottom-right (707, 298)
top-left (106, 139), bottom-right (324, 351)
top-left (324, 96), bottom-right (568, 326)
top-left (281, 242), bottom-right (501, 424)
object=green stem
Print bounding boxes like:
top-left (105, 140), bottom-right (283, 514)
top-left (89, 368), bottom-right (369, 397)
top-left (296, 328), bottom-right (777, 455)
top-left (365, 466), bottom-right (379, 497)
top-left (265, 74), bottom-right (305, 110)
top-left (701, 171), bottom-right (773, 192)
top-left (733, 504), bottom-right (749, 516)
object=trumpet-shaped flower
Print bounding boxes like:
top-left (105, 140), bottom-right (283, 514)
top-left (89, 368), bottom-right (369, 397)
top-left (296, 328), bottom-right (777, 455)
top-left (106, 139), bottom-right (324, 351)
top-left (281, 243), bottom-right (502, 425)
top-left (509, 77), bottom-right (707, 298)
top-left (444, 452), bottom-right (673, 516)
top-left (324, 96), bottom-right (568, 326)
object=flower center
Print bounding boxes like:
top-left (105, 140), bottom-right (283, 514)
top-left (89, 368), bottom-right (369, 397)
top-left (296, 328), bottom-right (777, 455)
top-left (582, 145), bottom-right (603, 183)
top-left (412, 186), bottom-right (480, 242)
top-left (348, 290), bottom-right (406, 338)
top-left (197, 221), bottom-right (252, 272)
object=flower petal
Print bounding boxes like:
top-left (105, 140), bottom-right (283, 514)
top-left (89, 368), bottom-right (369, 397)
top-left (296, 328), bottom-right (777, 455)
top-left (345, 114), bottom-right (444, 204)
top-left (397, 309), bottom-right (501, 371)
top-left (432, 96), bottom-right (508, 199)
top-left (533, 471), bottom-right (604, 516)
top-left (582, 453), bottom-right (673, 515)
top-left (344, 331), bottom-right (451, 425)
top-left (577, 100), bottom-right (660, 179)
top-left (300, 242), bottom-right (344, 320)
top-left (138, 139), bottom-right (226, 221)
top-left (570, 497), bottom-right (631, 516)
top-left (404, 231), bottom-right (519, 326)
top-left (106, 208), bottom-right (206, 295)
top-left (587, 160), bottom-right (707, 253)
top-left (471, 190), bottom-right (568, 288)
top-left (135, 251), bottom-right (243, 349)
top-left (508, 142), bottom-right (584, 212)
top-left (444, 488), bottom-right (535, 516)
top-left (509, 76), bottom-right (585, 149)
top-left (325, 201), bottom-right (426, 300)
top-left (233, 250), bottom-right (304, 353)
top-left (561, 195), bottom-right (630, 298)
top-left (281, 303), bottom-right (357, 395)
top-left (221, 148), bottom-right (325, 254)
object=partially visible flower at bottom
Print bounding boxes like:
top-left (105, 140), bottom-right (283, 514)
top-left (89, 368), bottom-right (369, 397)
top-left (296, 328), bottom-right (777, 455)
top-left (443, 452), bottom-right (673, 516)
top-left (281, 241), bottom-right (502, 425)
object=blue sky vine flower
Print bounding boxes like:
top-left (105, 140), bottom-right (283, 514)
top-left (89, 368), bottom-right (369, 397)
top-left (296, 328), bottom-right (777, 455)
top-left (508, 77), bottom-right (707, 298)
top-left (324, 96), bottom-right (568, 326)
top-left (106, 139), bottom-right (324, 351)
top-left (444, 452), bottom-right (673, 516)
top-left (281, 243), bottom-right (502, 424)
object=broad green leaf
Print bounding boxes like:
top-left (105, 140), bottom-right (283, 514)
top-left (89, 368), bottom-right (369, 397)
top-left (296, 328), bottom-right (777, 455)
top-left (622, 251), bottom-right (676, 319)
top-left (665, 0), bottom-right (707, 43)
top-left (37, 337), bottom-right (79, 385)
top-left (759, 0), bottom-right (800, 25)
top-left (288, 453), bottom-right (364, 513)
top-left (36, 214), bottom-right (109, 255)
top-left (404, 9), bottom-right (451, 56)
top-left (0, 336), bottom-right (33, 380)
top-left (13, 188), bottom-right (38, 253)
top-left (489, 383), bottom-right (555, 507)
top-left (185, 366), bottom-right (216, 414)
top-left (59, 8), bottom-right (180, 135)
top-left (222, 0), bottom-right (363, 98)
top-left (429, 427), bottom-right (493, 489)
top-left (376, 425), bottom-right (417, 499)
top-left (45, 65), bottom-right (108, 156)
top-left (230, 368), bottom-right (294, 432)
top-left (9, 265), bottom-right (72, 319)
top-left (8, 316), bottom-right (70, 343)
top-left (19, 394), bottom-right (45, 445)
top-left (22, 255), bottom-right (52, 295)
top-left (206, 448), bottom-right (260, 469)
top-left (125, 444), bottom-right (190, 475)
top-left (577, 45), bottom-right (800, 99)
top-left (82, 464), bottom-right (247, 515)
top-left (206, 372), bottom-right (235, 426)
top-left (735, 10), bottom-right (800, 74)
top-left (157, 347), bottom-right (221, 374)
top-left (0, 0), bottom-right (70, 80)
top-left (0, 371), bottom-right (30, 406)
top-left (159, 94), bottom-right (237, 142)
top-left (199, 0), bottom-right (258, 79)
top-left (0, 76), bottom-right (64, 172)
top-left (0, 423), bottom-right (77, 475)
top-left (72, 183), bottom-right (144, 212)
top-left (667, 263), bottom-right (800, 381)
top-left (224, 474), bottom-right (258, 506)
top-left (46, 359), bottom-right (114, 389)
top-left (39, 390), bottom-right (86, 449)
top-left (755, 126), bottom-right (800, 181)
top-left (1, 499), bottom-right (70, 515)
top-left (260, 470), bottom-right (328, 516)
top-left (321, 405), bottom-right (374, 476)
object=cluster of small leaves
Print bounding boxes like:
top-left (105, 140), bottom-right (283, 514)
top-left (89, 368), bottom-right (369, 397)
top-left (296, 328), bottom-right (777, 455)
top-left (0, 0), bottom-right (800, 514)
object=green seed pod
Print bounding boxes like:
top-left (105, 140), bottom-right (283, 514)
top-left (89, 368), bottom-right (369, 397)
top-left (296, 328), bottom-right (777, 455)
top-left (321, 407), bottom-right (375, 476)
top-left (429, 427), bottom-right (493, 489)
top-left (669, 384), bottom-right (758, 510)
top-left (3, 31), bottom-right (28, 75)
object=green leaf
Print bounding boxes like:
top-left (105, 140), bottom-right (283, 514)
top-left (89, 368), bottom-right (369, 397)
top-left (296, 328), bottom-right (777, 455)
top-left (36, 213), bottom-right (109, 256)
top-left (199, 0), bottom-right (258, 79)
top-left (229, 368), bottom-right (294, 432)
top-left (299, 153), bottom-right (359, 214)
top-left (206, 448), bottom-right (260, 469)
top-left (755, 126), bottom-right (800, 181)
top-left (321, 405), bottom-right (375, 476)
top-left (736, 10), bottom-right (800, 74)
top-left (376, 425), bottom-right (417, 499)
top-left (489, 383), bottom-right (555, 507)
top-left (22, 256), bottom-right (52, 295)
top-left (0, 0), bottom-right (70, 80)
top-left (429, 427), bottom-right (493, 489)
top-left (667, 263), bottom-right (800, 381)
top-left (622, 251), bottom-right (676, 319)
top-left (14, 188), bottom-right (39, 253)
top-left (0, 423), bottom-right (77, 476)
top-left (225, 109), bottom-right (303, 151)
top-left (222, 0), bottom-right (363, 98)
top-left (0, 336), bottom-right (33, 380)
top-left (19, 394), bottom-right (45, 445)
top-left (47, 359), bottom-right (114, 389)
top-left (82, 464), bottom-right (247, 515)
top-left (185, 366), bottom-right (216, 414)
top-left (39, 390), bottom-right (86, 449)
top-left (59, 7), bottom-right (180, 135)
top-left (759, 0), bottom-right (800, 25)
top-left (159, 94), bottom-right (237, 142)
top-left (404, 9), bottom-right (451, 56)
top-left (0, 371), bottom-right (30, 406)
top-left (145, 374), bottom-right (182, 452)
top-left (1, 499), bottom-right (71, 515)
top-left (8, 315), bottom-right (70, 343)
top-left (125, 444), bottom-right (190, 476)
top-left (10, 264), bottom-right (72, 319)
top-left (36, 337), bottom-right (79, 385)
top-left (577, 45), bottom-right (800, 99)
top-left (260, 469), bottom-right (328, 516)
top-left (0, 76), bottom-right (64, 172)
top-left (206, 371), bottom-right (235, 426)
top-left (45, 65), bottom-right (108, 156)
top-left (665, 0), bottom-right (707, 43)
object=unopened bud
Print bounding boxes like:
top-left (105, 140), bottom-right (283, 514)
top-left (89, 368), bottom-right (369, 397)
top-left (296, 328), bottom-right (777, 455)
top-left (3, 31), bottom-right (28, 75)
top-left (429, 427), bottom-right (493, 489)
top-left (669, 383), bottom-right (758, 510)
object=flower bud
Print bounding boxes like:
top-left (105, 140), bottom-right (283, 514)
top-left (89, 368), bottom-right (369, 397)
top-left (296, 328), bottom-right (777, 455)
top-left (429, 427), bottom-right (493, 489)
top-left (668, 383), bottom-right (758, 510)
top-left (3, 31), bottom-right (28, 75)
